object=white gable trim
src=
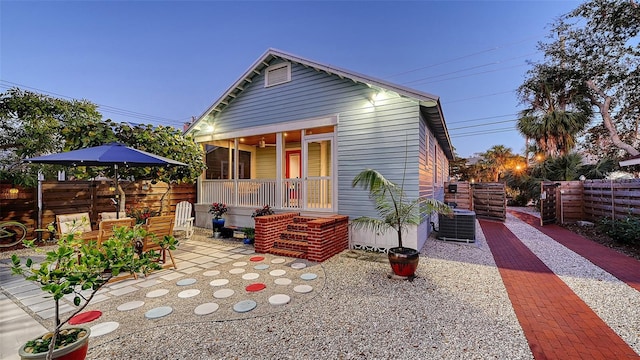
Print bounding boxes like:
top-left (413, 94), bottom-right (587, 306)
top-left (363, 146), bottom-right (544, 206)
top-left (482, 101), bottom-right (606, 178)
top-left (194, 115), bottom-right (338, 143)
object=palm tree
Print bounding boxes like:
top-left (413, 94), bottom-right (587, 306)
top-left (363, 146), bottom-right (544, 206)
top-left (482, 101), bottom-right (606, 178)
top-left (482, 145), bottom-right (515, 182)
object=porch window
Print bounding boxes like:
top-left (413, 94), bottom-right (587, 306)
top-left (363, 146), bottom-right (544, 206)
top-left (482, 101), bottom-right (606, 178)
top-left (205, 143), bottom-right (252, 179)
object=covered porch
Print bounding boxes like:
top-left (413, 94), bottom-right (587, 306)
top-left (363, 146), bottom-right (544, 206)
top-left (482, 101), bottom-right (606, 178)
top-left (195, 118), bottom-right (337, 229)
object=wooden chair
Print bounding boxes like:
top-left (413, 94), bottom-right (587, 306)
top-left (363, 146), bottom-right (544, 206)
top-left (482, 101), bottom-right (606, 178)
top-left (99, 212), bottom-right (128, 221)
top-left (56, 213), bottom-right (99, 242)
top-left (97, 218), bottom-right (135, 246)
top-left (97, 218), bottom-right (137, 281)
top-left (173, 201), bottom-right (194, 239)
top-left (142, 215), bottom-right (177, 269)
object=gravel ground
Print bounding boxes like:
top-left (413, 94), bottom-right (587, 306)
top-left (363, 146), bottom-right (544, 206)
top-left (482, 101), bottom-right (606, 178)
top-left (4, 210), bottom-right (638, 359)
top-left (86, 221), bottom-right (533, 360)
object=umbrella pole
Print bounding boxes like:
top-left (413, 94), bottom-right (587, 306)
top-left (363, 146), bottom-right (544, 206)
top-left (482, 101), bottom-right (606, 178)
top-left (115, 164), bottom-right (119, 219)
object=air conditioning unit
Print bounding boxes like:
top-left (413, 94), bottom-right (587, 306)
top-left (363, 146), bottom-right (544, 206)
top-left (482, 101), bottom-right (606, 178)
top-left (437, 209), bottom-right (476, 243)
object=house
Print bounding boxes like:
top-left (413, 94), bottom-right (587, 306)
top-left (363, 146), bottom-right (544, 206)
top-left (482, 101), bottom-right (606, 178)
top-left (185, 49), bottom-right (454, 253)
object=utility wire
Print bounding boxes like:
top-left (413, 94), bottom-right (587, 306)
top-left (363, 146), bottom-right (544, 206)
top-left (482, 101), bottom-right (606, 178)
top-left (448, 119), bottom-right (517, 131)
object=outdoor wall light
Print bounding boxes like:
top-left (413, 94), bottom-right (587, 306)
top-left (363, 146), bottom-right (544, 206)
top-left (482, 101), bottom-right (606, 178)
top-left (206, 124), bottom-right (215, 133)
top-left (108, 186), bottom-right (116, 192)
top-left (423, 100), bottom-right (438, 107)
top-left (369, 91), bottom-right (386, 106)
top-left (8, 187), bottom-right (19, 195)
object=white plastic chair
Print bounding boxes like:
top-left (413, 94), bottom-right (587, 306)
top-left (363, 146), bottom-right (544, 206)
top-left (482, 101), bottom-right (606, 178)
top-left (173, 201), bottom-right (194, 239)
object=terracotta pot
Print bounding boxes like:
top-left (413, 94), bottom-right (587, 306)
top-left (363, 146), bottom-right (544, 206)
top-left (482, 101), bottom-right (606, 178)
top-left (19, 326), bottom-right (90, 360)
top-left (388, 247), bottom-right (420, 277)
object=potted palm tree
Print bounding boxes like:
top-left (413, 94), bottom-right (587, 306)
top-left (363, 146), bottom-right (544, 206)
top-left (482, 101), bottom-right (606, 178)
top-left (10, 222), bottom-right (172, 360)
top-left (351, 168), bottom-right (451, 279)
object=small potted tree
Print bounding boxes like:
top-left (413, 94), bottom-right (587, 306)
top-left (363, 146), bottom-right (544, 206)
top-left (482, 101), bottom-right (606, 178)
top-left (351, 169), bottom-right (451, 279)
top-left (10, 223), bottom-right (169, 360)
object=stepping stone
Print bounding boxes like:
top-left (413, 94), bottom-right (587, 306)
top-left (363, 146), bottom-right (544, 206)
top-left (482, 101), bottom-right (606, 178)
top-left (233, 299), bottom-right (257, 313)
top-left (249, 256), bottom-right (265, 262)
top-left (268, 294), bottom-right (290, 306)
top-left (232, 261), bottom-right (247, 267)
top-left (90, 321), bottom-right (119, 337)
top-left (210, 279), bottom-right (229, 287)
top-left (291, 262), bottom-right (307, 269)
top-left (194, 302), bottom-right (219, 315)
top-left (203, 270), bottom-right (221, 277)
top-left (246, 283), bottom-right (266, 292)
top-left (293, 284), bottom-right (313, 293)
top-left (176, 278), bottom-right (196, 286)
top-left (269, 269), bottom-right (286, 277)
top-left (117, 301), bottom-right (145, 311)
top-left (178, 289), bottom-right (200, 298)
top-left (271, 258), bottom-right (286, 264)
top-left (146, 289), bottom-right (170, 298)
top-left (300, 273), bottom-right (318, 281)
top-left (145, 306), bottom-right (173, 319)
top-left (274, 278), bottom-right (292, 286)
top-left (213, 288), bottom-right (235, 299)
top-left (254, 264), bottom-right (269, 270)
top-left (229, 268), bottom-right (245, 274)
top-left (242, 273), bottom-right (259, 280)
top-left (69, 310), bottom-right (102, 325)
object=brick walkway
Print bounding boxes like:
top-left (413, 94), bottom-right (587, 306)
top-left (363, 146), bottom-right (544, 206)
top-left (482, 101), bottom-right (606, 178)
top-left (509, 210), bottom-right (640, 292)
top-left (479, 218), bottom-right (639, 359)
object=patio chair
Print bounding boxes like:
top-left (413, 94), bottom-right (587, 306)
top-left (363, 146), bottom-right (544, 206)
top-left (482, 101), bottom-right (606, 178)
top-left (142, 215), bottom-right (176, 269)
top-left (99, 212), bottom-right (128, 221)
top-left (97, 218), bottom-right (135, 246)
top-left (173, 201), bottom-right (194, 239)
top-left (56, 212), bottom-right (99, 242)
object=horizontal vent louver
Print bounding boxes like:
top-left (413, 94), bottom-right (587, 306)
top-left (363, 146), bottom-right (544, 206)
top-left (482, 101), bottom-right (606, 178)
top-left (266, 64), bottom-right (290, 87)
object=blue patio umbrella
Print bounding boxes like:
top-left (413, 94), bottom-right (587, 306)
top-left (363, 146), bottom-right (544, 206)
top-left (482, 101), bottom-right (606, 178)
top-left (24, 142), bottom-right (187, 218)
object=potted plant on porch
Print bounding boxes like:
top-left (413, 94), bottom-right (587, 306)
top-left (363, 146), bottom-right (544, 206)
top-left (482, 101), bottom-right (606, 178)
top-left (10, 223), bottom-right (163, 360)
top-left (209, 202), bottom-right (228, 238)
top-left (351, 169), bottom-right (451, 279)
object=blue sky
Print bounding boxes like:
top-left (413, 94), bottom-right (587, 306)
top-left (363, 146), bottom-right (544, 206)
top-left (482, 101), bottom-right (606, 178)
top-left (1, 1), bottom-right (581, 158)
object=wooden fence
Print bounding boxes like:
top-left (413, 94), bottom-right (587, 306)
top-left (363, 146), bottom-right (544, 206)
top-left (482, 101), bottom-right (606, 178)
top-left (1, 181), bottom-right (196, 240)
top-left (444, 182), bottom-right (506, 221)
top-left (582, 179), bottom-right (640, 220)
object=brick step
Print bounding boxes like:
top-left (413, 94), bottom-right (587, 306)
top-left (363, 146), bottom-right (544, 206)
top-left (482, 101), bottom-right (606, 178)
top-left (287, 223), bottom-right (308, 232)
top-left (280, 230), bottom-right (308, 241)
top-left (274, 239), bottom-right (308, 252)
top-left (293, 216), bottom-right (317, 223)
top-left (269, 248), bottom-right (306, 259)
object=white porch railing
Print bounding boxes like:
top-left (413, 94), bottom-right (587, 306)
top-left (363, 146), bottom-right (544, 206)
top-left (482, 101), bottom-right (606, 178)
top-left (201, 178), bottom-right (331, 211)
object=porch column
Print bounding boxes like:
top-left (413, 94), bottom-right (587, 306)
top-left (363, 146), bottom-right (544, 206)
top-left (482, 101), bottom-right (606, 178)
top-left (233, 138), bottom-right (239, 207)
top-left (197, 143), bottom-right (206, 204)
top-left (275, 133), bottom-right (283, 208)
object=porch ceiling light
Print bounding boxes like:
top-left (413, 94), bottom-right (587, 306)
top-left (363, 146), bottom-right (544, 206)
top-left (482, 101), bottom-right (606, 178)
top-left (369, 91), bottom-right (385, 106)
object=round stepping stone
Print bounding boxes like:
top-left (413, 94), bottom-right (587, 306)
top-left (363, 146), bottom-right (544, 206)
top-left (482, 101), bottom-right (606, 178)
top-left (246, 283), bottom-right (266, 292)
top-left (293, 284), bottom-right (313, 293)
top-left (194, 302), bottom-right (219, 315)
top-left (271, 258), bottom-right (286, 264)
top-left (69, 310), bottom-right (102, 325)
top-left (254, 264), bottom-right (269, 270)
top-left (210, 279), bottom-right (229, 287)
top-left (269, 294), bottom-right (291, 306)
top-left (242, 272), bottom-right (260, 280)
top-left (274, 278), bottom-right (292, 286)
top-left (300, 273), bottom-right (318, 281)
top-left (229, 268), bottom-right (245, 274)
top-left (203, 270), bottom-right (221, 277)
top-left (233, 299), bottom-right (257, 313)
top-left (291, 262), bottom-right (307, 269)
top-left (178, 289), bottom-right (201, 298)
top-left (269, 269), bottom-right (286, 277)
top-left (232, 261), bottom-right (247, 267)
top-left (176, 278), bottom-right (197, 286)
top-left (209, 279), bottom-right (229, 286)
top-left (117, 300), bottom-right (145, 312)
top-left (249, 256), bottom-right (265, 262)
top-left (90, 321), bottom-right (119, 337)
top-left (145, 306), bottom-right (173, 319)
top-left (213, 288), bottom-right (235, 299)
top-left (146, 289), bottom-right (170, 298)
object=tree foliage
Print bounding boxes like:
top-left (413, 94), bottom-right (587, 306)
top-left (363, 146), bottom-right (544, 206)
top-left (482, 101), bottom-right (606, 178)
top-left (0, 87), bottom-right (205, 187)
top-left (520, 0), bottom-right (640, 159)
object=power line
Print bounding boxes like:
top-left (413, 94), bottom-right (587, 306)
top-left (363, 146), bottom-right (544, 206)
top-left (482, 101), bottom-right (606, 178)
top-left (0, 80), bottom-right (188, 127)
top-left (448, 119), bottom-right (517, 131)
top-left (450, 127), bottom-right (517, 137)
top-left (447, 113), bottom-right (519, 124)
top-left (446, 90), bottom-right (517, 104)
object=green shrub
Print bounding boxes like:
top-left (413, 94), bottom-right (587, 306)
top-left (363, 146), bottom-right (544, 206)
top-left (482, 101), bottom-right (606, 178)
top-left (597, 215), bottom-right (640, 245)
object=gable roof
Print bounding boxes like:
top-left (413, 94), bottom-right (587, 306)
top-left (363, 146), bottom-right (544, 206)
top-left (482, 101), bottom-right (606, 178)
top-left (186, 48), bottom-right (453, 159)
